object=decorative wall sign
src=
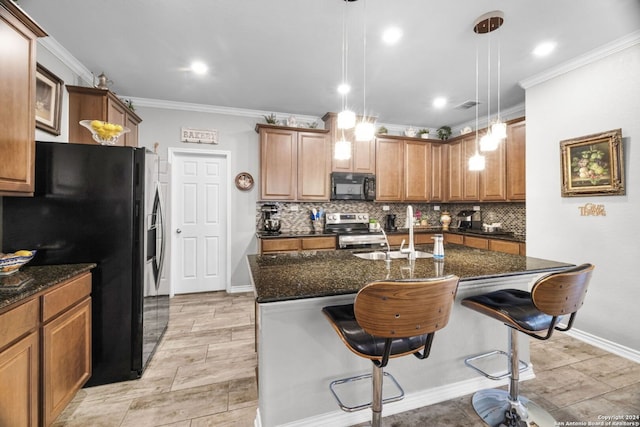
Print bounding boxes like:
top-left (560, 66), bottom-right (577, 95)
top-left (578, 203), bottom-right (606, 216)
top-left (181, 127), bottom-right (219, 144)
top-left (560, 129), bottom-right (624, 197)
top-left (35, 63), bottom-right (63, 135)
top-left (235, 172), bottom-right (254, 191)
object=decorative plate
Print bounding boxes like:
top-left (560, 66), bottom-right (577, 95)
top-left (235, 172), bottom-right (254, 191)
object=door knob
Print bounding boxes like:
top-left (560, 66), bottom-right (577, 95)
top-left (176, 228), bottom-right (182, 234)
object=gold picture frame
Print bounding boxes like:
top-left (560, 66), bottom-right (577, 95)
top-left (35, 63), bottom-right (63, 135)
top-left (560, 129), bottom-right (624, 197)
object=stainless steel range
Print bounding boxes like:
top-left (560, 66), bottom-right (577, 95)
top-left (325, 212), bottom-right (387, 249)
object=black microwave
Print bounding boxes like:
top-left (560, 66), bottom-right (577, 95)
top-left (330, 172), bottom-right (376, 201)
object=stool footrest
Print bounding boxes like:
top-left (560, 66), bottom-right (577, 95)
top-left (329, 371), bottom-right (405, 412)
top-left (464, 350), bottom-right (530, 380)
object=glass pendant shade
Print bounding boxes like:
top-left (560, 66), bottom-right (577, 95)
top-left (334, 138), bottom-right (352, 160)
top-left (480, 131), bottom-right (499, 152)
top-left (337, 110), bottom-right (356, 129)
top-left (354, 121), bottom-right (375, 141)
top-left (468, 152), bottom-right (486, 171)
top-left (491, 121), bottom-right (507, 140)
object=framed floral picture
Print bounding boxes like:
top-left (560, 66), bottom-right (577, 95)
top-left (35, 63), bottom-right (63, 135)
top-left (560, 129), bottom-right (624, 197)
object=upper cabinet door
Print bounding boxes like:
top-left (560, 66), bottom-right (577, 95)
top-left (375, 137), bottom-right (404, 201)
top-left (323, 112), bottom-right (376, 173)
top-left (297, 131), bottom-right (330, 200)
top-left (260, 127), bottom-right (298, 200)
top-left (506, 120), bottom-right (526, 200)
top-left (404, 140), bottom-right (431, 201)
top-left (480, 138), bottom-right (506, 201)
top-left (0, 1), bottom-right (46, 196)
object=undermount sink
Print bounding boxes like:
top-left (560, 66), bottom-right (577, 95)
top-left (353, 250), bottom-right (433, 260)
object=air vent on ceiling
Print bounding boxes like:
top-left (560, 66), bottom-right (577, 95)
top-left (454, 100), bottom-right (480, 110)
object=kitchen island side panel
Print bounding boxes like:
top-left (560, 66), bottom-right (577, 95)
top-left (256, 274), bottom-right (538, 427)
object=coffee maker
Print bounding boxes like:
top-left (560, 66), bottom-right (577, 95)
top-left (384, 214), bottom-right (397, 231)
top-left (261, 204), bottom-right (281, 234)
top-left (457, 210), bottom-right (482, 230)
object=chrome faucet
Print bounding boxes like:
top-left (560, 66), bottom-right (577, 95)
top-left (379, 228), bottom-right (392, 265)
top-left (400, 205), bottom-right (416, 261)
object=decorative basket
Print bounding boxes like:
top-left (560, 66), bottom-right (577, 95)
top-left (80, 120), bottom-right (130, 145)
top-left (0, 251), bottom-right (36, 275)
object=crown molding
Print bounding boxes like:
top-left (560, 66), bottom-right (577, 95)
top-left (37, 37), bottom-right (93, 86)
top-left (124, 97), bottom-right (324, 124)
top-left (519, 30), bottom-right (640, 90)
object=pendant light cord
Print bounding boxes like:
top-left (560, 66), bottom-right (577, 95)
top-left (362, 0), bottom-right (367, 116)
top-left (341, 1), bottom-right (348, 111)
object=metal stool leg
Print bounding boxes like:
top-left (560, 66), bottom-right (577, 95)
top-left (372, 364), bottom-right (383, 427)
top-left (471, 328), bottom-right (556, 427)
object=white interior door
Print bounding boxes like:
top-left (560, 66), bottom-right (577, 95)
top-left (169, 149), bottom-right (230, 294)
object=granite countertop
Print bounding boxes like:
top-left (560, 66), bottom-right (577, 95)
top-left (247, 245), bottom-right (570, 303)
top-left (0, 263), bottom-right (96, 311)
top-left (256, 228), bottom-right (525, 243)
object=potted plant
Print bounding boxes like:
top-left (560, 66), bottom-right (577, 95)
top-left (264, 113), bottom-right (277, 124)
top-left (437, 126), bottom-right (452, 140)
top-left (377, 126), bottom-right (388, 135)
top-left (418, 128), bottom-right (430, 139)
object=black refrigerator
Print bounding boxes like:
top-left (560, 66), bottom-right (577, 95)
top-left (2, 141), bottom-right (168, 386)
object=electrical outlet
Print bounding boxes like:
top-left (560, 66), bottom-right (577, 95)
top-left (473, 206), bottom-right (480, 211)
top-left (433, 205), bottom-right (440, 211)
top-left (382, 205), bottom-right (390, 211)
top-left (290, 205), bottom-right (299, 212)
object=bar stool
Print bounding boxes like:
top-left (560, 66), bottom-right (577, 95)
top-left (461, 263), bottom-right (594, 427)
top-left (322, 275), bottom-right (460, 427)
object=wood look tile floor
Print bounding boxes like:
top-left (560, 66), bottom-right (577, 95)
top-left (54, 292), bottom-right (640, 427)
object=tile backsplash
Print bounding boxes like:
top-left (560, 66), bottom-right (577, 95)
top-left (256, 201), bottom-right (526, 239)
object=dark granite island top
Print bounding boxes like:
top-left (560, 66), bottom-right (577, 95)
top-left (0, 263), bottom-right (96, 311)
top-left (247, 244), bottom-right (572, 303)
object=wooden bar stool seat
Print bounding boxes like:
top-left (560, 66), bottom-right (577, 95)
top-left (322, 275), bottom-right (460, 427)
top-left (461, 263), bottom-right (595, 427)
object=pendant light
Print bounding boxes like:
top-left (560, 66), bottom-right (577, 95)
top-left (474, 11), bottom-right (505, 152)
top-left (469, 30), bottom-right (485, 171)
top-left (335, 0), bottom-right (354, 160)
top-left (491, 32), bottom-right (507, 140)
top-left (354, 0), bottom-right (375, 142)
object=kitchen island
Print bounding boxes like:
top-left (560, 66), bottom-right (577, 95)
top-left (247, 245), bottom-right (572, 427)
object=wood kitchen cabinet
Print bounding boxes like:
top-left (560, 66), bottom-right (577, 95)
top-left (375, 137), bottom-right (404, 201)
top-left (447, 135), bottom-right (480, 201)
top-left (260, 236), bottom-right (336, 254)
top-left (0, 271), bottom-right (91, 426)
top-left (67, 85), bottom-right (142, 147)
top-left (257, 124), bottom-right (331, 201)
top-left (0, 298), bottom-right (39, 427)
top-left (430, 143), bottom-right (446, 202)
top-left (41, 272), bottom-right (92, 426)
top-left (0, 0), bottom-right (46, 196)
top-left (322, 112), bottom-right (376, 173)
top-left (506, 119), bottom-right (526, 200)
top-left (480, 136), bottom-right (507, 201)
top-left (376, 136), bottom-right (437, 202)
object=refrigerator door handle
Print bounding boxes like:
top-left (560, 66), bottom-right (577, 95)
top-left (154, 183), bottom-right (166, 291)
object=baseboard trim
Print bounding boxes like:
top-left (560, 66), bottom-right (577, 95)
top-left (564, 328), bottom-right (640, 364)
top-left (255, 371), bottom-right (535, 427)
top-left (228, 285), bottom-right (253, 293)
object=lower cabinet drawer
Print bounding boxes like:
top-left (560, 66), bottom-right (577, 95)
top-left (42, 272), bottom-right (91, 322)
top-left (464, 236), bottom-right (489, 250)
top-left (444, 233), bottom-right (464, 245)
top-left (300, 236), bottom-right (336, 250)
top-left (261, 238), bottom-right (300, 253)
top-left (0, 299), bottom-right (38, 351)
top-left (488, 239), bottom-right (521, 255)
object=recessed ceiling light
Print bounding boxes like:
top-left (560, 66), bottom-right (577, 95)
top-left (532, 41), bottom-right (556, 57)
top-left (433, 97), bottom-right (447, 108)
top-left (337, 83), bottom-right (351, 95)
top-left (190, 61), bottom-right (208, 75)
top-left (382, 27), bottom-right (402, 45)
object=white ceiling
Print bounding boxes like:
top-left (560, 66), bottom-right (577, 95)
top-left (19, 0), bottom-right (640, 129)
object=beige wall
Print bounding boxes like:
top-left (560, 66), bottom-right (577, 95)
top-left (526, 43), bottom-right (640, 354)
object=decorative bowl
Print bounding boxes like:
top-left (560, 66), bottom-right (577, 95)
top-left (80, 120), bottom-right (130, 145)
top-left (0, 250), bottom-right (36, 275)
